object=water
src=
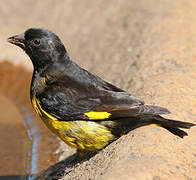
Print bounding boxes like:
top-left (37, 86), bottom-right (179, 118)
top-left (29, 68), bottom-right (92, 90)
top-left (0, 102), bottom-right (39, 179)
top-left (20, 105), bottom-right (40, 179)
top-left (0, 62), bottom-right (60, 179)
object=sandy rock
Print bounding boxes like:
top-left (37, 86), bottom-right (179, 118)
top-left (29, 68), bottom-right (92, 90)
top-left (54, 0), bottom-right (196, 179)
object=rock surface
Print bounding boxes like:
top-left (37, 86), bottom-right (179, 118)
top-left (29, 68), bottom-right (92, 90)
top-left (1, 0), bottom-right (196, 179)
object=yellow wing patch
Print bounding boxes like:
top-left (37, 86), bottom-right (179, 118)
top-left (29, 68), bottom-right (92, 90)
top-left (84, 111), bottom-right (111, 120)
top-left (150, 123), bottom-right (160, 127)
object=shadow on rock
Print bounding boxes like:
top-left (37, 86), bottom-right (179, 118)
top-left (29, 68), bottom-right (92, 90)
top-left (34, 151), bottom-right (97, 180)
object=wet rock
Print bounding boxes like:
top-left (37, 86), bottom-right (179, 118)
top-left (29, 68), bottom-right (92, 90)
top-left (0, 62), bottom-right (60, 175)
top-left (0, 94), bottom-right (26, 175)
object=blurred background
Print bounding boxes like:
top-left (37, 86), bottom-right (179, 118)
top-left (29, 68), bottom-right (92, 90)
top-left (0, 0), bottom-right (196, 179)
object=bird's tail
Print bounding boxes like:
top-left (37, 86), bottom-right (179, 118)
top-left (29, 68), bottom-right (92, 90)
top-left (111, 115), bottom-right (195, 138)
top-left (149, 115), bottom-right (195, 138)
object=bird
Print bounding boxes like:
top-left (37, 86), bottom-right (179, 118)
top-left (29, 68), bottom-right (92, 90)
top-left (8, 28), bottom-right (195, 155)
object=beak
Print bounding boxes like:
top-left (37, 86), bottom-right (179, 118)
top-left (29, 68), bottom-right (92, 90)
top-left (7, 33), bottom-right (25, 49)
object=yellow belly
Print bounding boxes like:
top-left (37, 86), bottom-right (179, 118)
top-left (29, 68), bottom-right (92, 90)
top-left (31, 96), bottom-right (115, 151)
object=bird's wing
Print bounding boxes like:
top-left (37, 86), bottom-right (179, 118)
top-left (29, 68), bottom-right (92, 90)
top-left (37, 84), bottom-right (169, 121)
top-left (84, 91), bottom-right (170, 120)
top-left (36, 86), bottom-right (101, 120)
top-left (37, 63), bottom-right (169, 121)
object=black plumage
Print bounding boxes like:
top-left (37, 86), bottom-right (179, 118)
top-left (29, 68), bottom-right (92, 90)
top-left (8, 28), bottom-right (195, 153)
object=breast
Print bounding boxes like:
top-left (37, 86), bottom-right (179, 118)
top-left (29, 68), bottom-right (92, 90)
top-left (52, 120), bottom-right (116, 151)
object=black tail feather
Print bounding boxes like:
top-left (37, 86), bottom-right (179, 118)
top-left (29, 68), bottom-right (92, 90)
top-left (163, 127), bottom-right (188, 138)
top-left (152, 115), bottom-right (195, 138)
top-left (153, 116), bottom-right (195, 128)
top-left (112, 115), bottom-right (195, 138)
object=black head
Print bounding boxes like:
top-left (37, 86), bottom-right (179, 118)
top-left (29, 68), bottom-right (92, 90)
top-left (8, 28), bottom-right (67, 71)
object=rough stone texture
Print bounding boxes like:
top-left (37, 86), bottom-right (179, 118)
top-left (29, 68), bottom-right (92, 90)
top-left (1, 0), bottom-right (196, 179)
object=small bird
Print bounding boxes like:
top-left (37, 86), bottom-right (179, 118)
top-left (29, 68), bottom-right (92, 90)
top-left (8, 28), bottom-right (195, 155)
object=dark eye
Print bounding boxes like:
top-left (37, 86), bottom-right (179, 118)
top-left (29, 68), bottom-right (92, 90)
top-left (33, 39), bottom-right (40, 46)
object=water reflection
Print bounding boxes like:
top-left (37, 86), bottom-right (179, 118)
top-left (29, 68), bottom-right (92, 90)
top-left (21, 106), bottom-right (40, 175)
